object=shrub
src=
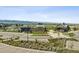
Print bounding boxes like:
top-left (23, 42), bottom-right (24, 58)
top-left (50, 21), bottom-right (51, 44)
top-left (68, 33), bottom-right (75, 37)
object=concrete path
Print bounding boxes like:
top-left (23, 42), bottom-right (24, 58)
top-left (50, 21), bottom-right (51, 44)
top-left (48, 30), bottom-right (70, 38)
top-left (73, 31), bottom-right (79, 40)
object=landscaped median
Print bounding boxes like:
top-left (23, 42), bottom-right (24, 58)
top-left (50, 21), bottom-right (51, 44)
top-left (0, 37), bottom-right (79, 53)
top-left (63, 32), bottom-right (75, 37)
top-left (1, 39), bottom-right (56, 52)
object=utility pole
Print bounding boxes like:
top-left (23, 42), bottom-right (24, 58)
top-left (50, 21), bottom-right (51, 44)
top-left (27, 31), bottom-right (29, 42)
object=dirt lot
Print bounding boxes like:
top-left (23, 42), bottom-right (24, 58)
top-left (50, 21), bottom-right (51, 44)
top-left (0, 32), bottom-right (50, 42)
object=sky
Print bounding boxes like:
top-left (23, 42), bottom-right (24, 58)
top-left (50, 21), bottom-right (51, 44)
top-left (0, 6), bottom-right (79, 23)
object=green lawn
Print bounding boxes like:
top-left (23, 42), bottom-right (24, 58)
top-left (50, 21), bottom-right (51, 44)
top-left (31, 32), bottom-right (48, 36)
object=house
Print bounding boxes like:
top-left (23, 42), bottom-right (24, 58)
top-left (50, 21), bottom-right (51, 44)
top-left (55, 23), bottom-right (70, 32)
top-left (36, 23), bottom-right (45, 28)
top-left (19, 27), bottom-right (32, 33)
top-left (32, 27), bottom-right (47, 33)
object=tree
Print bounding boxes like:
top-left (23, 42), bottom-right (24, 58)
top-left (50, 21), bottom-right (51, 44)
top-left (66, 25), bottom-right (70, 32)
top-left (44, 27), bottom-right (48, 33)
top-left (73, 27), bottom-right (78, 31)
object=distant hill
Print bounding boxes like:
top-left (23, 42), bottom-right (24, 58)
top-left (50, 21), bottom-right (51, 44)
top-left (0, 20), bottom-right (38, 24)
top-left (0, 20), bottom-right (56, 25)
top-left (0, 20), bottom-right (78, 25)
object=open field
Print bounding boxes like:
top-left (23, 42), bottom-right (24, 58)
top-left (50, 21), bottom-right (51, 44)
top-left (0, 32), bottom-right (50, 42)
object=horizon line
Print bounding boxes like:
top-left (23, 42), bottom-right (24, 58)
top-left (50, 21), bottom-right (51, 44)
top-left (0, 19), bottom-right (79, 24)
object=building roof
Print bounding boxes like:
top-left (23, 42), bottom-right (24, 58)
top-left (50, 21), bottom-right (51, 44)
top-left (36, 25), bottom-right (45, 28)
